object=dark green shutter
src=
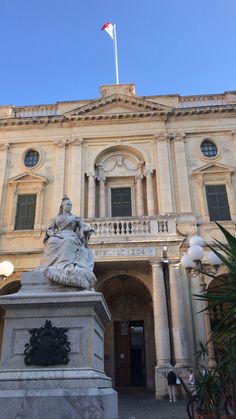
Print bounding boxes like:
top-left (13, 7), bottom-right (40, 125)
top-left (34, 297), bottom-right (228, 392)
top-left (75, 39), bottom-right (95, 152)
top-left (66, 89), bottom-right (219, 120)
top-left (111, 188), bottom-right (132, 217)
top-left (205, 185), bottom-right (231, 221)
top-left (14, 194), bottom-right (37, 230)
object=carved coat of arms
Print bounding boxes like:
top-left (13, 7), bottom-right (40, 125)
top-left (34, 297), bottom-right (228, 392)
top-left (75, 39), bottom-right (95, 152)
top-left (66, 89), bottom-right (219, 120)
top-left (24, 320), bottom-right (71, 366)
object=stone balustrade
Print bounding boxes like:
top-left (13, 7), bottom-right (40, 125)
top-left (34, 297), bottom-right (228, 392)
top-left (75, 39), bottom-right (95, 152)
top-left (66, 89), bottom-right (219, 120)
top-left (86, 215), bottom-right (176, 242)
top-left (178, 94), bottom-right (226, 108)
top-left (15, 105), bottom-right (59, 118)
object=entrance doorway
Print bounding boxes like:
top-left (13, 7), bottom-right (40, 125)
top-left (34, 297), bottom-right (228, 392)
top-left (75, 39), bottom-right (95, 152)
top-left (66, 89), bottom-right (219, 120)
top-left (114, 320), bottom-right (146, 387)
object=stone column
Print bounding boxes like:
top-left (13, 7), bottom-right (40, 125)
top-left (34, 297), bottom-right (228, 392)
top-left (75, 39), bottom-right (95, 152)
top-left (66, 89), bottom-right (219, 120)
top-left (151, 261), bottom-right (171, 367)
top-left (69, 138), bottom-right (83, 215)
top-left (199, 276), bottom-right (217, 369)
top-left (169, 262), bottom-right (190, 367)
top-left (87, 172), bottom-right (96, 218)
top-left (99, 177), bottom-right (106, 218)
top-left (145, 169), bottom-right (155, 216)
top-left (172, 133), bottom-right (192, 213)
top-left (135, 175), bottom-right (144, 216)
top-left (156, 134), bottom-right (174, 213)
top-left (52, 140), bottom-right (66, 217)
top-left (188, 272), bottom-right (207, 353)
top-left (0, 144), bottom-right (10, 225)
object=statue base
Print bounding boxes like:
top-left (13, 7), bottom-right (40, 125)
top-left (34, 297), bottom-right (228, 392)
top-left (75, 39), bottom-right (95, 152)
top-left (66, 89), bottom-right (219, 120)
top-left (0, 271), bottom-right (118, 419)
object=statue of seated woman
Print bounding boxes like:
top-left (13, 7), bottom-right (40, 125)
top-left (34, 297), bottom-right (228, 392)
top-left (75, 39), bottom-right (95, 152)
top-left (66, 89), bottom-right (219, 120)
top-left (41, 196), bottom-right (96, 291)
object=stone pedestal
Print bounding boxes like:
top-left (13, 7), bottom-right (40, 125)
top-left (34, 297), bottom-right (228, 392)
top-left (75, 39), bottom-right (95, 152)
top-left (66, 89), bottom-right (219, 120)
top-left (0, 271), bottom-right (118, 419)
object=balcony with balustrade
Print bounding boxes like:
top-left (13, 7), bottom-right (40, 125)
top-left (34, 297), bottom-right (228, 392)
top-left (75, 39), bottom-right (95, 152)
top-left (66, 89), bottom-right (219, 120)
top-left (87, 215), bottom-right (177, 244)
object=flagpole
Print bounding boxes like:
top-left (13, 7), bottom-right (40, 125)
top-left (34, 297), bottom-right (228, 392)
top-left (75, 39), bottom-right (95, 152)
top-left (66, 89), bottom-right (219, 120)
top-left (113, 24), bottom-right (119, 84)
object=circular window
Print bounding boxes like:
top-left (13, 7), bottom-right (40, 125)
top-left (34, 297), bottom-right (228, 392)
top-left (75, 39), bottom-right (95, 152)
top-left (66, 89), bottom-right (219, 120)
top-left (24, 149), bottom-right (40, 168)
top-left (200, 140), bottom-right (218, 158)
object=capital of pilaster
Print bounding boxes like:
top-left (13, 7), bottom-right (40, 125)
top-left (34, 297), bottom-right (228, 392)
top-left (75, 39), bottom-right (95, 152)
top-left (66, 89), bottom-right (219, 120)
top-left (53, 139), bottom-right (65, 147)
top-left (150, 259), bottom-right (163, 268)
top-left (155, 133), bottom-right (168, 143)
top-left (170, 131), bottom-right (186, 142)
top-left (168, 260), bottom-right (180, 268)
top-left (135, 174), bottom-right (144, 181)
top-left (0, 143), bottom-right (10, 151)
top-left (97, 175), bottom-right (106, 182)
top-left (225, 174), bottom-right (232, 186)
top-left (87, 171), bottom-right (96, 179)
top-left (71, 137), bottom-right (83, 146)
top-left (145, 167), bottom-right (154, 176)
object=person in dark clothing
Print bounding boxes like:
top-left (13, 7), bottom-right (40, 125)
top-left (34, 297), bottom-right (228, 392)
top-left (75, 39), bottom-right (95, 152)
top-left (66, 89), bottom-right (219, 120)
top-left (167, 369), bottom-right (177, 402)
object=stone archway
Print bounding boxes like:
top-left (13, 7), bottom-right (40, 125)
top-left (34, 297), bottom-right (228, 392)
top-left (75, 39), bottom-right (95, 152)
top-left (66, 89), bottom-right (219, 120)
top-left (98, 275), bottom-right (155, 389)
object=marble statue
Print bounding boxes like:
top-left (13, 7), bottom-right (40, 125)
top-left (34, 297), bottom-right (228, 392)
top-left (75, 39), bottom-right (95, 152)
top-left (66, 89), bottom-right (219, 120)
top-left (41, 196), bottom-right (96, 290)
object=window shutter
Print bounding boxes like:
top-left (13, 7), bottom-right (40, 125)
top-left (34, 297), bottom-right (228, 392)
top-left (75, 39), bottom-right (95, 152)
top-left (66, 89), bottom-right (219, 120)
top-left (111, 188), bottom-right (132, 217)
top-left (15, 194), bottom-right (37, 230)
top-left (205, 185), bottom-right (231, 221)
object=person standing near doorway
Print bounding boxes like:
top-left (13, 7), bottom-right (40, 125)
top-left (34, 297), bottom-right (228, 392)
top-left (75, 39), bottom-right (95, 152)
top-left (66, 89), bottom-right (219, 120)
top-left (167, 369), bottom-right (177, 402)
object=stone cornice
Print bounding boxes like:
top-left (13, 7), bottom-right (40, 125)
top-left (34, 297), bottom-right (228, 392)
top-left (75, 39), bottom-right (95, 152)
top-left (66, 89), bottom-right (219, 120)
top-left (0, 104), bottom-right (236, 128)
top-left (170, 104), bottom-right (236, 117)
top-left (65, 93), bottom-right (171, 116)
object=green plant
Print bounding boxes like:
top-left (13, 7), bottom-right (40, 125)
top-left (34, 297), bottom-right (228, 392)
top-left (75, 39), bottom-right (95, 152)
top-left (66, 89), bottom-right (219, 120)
top-left (194, 223), bottom-right (236, 417)
top-left (194, 368), bottom-right (222, 417)
top-left (197, 222), bottom-right (236, 342)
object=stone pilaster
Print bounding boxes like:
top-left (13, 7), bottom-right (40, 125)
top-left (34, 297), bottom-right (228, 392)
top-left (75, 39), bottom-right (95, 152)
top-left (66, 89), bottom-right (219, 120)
top-left (99, 177), bottom-right (106, 218)
top-left (145, 169), bottom-right (155, 216)
top-left (87, 172), bottom-right (96, 218)
top-left (69, 138), bottom-right (83, 215)
top-left (0, 144), bottom-right (10, 225)
top-left (135, 175), bottom-right (144, 216)
top-left (172, 133), bottom-right (192, 213)
top-left (52, 140), bottom-right (66, 217)
top-left (155, 134), bottom-right (174, 213)
top-left (199, 277), bottom-right (216, 369)
top-left (188, 271), bottom-right (207, 354)
top-left (169, 262), bottom-right (190, 367)
top-left (151, 261), bottom-right (171, 367)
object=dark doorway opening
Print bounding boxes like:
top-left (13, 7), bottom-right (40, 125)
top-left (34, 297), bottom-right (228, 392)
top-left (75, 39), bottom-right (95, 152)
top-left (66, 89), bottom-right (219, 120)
top-left (114, 320), bottom-right (146, 387)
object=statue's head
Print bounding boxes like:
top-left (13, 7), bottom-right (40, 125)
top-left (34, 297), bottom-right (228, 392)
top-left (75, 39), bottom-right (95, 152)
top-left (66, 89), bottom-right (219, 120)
top-left (59, 196), bottom-right (72, 214)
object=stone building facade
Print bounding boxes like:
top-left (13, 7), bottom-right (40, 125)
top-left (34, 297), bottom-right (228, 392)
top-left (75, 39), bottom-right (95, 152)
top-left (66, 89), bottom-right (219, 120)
top-left (0, 83), bottom-right (235, 397)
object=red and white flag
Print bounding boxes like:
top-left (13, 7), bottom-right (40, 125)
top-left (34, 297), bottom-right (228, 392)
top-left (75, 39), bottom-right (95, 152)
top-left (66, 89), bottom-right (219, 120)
top-left (101, 22), bottom-right (114, 39)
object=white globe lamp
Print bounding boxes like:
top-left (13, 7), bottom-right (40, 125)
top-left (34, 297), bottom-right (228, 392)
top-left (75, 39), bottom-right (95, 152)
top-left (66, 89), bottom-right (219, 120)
top-left (0, 261), bottom-right (14, 278)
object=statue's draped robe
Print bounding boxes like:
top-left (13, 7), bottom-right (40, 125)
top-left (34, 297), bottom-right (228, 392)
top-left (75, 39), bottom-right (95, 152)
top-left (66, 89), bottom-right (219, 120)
top-left (41, 214), bottom-right (96, 290)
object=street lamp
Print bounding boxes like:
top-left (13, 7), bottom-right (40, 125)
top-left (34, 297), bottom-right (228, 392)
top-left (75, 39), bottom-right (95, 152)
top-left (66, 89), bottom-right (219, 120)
top-left (180, 235), bottom-right (221, 369)
top-left (180, 235), bottom-right (222, 276)
top-left (0, 261), bottom-right (14, 281)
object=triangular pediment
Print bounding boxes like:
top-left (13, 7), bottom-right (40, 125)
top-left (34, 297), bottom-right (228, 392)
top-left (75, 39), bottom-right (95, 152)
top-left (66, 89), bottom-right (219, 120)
top-left (64, 93), bottom-right (171, 117)
top-left (193, 163), bottom-right (235, 176)
top-left (8, 172), bottom-right (48, 184)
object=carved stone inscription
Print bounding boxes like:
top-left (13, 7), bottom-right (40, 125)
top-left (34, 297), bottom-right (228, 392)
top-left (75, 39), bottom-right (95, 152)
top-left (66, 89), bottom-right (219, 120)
top-left (95, 246), bottom-right (156, 258)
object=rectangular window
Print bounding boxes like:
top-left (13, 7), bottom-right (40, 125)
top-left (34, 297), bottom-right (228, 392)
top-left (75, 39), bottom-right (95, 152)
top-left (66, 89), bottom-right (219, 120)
top-left (111, 187), bottom-right (132, 217)
top-left (14, 194), bottom-right (37, 230)
top-left (205, 185), bottom-right (231, 221)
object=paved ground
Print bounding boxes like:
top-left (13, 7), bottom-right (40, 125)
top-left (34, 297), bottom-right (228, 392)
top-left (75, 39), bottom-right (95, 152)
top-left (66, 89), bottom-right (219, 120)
top-left (118, 391), bottom-right (189, 419)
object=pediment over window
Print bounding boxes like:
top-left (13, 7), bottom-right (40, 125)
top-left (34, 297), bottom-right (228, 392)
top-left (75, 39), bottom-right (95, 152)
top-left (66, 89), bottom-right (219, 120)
top-left (64, 93), bottom-right (171, 117)
top-left (192, 163), bottom-right (235, 177)
top-left (8, 173), bottom-right (48, 184)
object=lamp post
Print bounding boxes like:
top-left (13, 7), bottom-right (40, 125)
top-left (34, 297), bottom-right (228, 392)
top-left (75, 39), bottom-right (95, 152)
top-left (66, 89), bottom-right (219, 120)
top-left (180, 235), bottom-right (222, 369)
top-left (0, 261), bottom-right (14, 281)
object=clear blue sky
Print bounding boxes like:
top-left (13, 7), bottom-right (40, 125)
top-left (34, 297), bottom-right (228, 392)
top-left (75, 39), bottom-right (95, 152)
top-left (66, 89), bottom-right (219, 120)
top-left (1, 0), bottom-right (236, 105)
